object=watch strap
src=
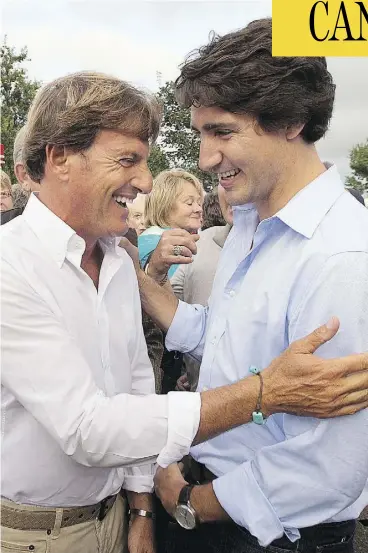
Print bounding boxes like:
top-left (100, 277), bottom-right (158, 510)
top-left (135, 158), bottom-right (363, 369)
top-left (178, 484), bottom-right (195, 506)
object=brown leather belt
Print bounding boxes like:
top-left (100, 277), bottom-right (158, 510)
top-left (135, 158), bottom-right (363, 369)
top-left (1, 495), bottom-right (117, 531)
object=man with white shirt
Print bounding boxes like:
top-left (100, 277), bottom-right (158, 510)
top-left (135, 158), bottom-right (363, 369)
top-left (1, 71), bottom-right (368, 553)
top-left (131, 19), bottom-right (368, 553)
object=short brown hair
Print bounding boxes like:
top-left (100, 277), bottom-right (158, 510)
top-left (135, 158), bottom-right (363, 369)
top-left (24, 71), bottom-right (162, 182)
top-left (145, 169), bottom-right (204, 228)
top-left (1, 169), bottom-right (12, 193)
top-left (175, 18), bottom-right (335, 143)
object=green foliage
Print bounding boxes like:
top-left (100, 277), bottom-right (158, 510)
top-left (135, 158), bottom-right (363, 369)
top-left (148, 144), bottom-right (170, 177)
top-left (346, 139), bottom-right (368, 194)
top-left (156, 81), bottom-right (217, 192)
top-left (1, 41), bottom-right (40, 179)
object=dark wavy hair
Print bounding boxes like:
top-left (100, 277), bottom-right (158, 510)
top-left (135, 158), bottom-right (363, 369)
top-left (175, 18), bottom-right (335, 143)
top-left (201, 191), bottom-right (226, 231)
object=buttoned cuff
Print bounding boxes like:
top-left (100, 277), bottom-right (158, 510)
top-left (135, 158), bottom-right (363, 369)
top-left (122, 464), bottom-right (155, 493)
top-left (165, 300), bottom-right (204, 353)
top-left (213, 463), bottom-right (299, 547)
top-left (157, 391), bottom-right (201, 468)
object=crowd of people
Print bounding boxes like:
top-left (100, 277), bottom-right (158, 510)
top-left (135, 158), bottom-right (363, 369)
top-left (1, 17), bottom-right (368, 553)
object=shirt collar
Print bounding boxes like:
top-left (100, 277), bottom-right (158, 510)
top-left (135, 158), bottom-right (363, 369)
top-left (275, 164), bottom-right (345, 239)
top-left (22, 194), bottom-right (123, 268)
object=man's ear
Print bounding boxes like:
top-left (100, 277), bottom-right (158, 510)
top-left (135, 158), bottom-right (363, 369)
top-left (45, 145), bottom-right (69, 182)
top-left (285, 124), bottom-right (305, 141)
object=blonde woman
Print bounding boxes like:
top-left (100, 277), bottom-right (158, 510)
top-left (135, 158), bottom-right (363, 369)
top-left (138, 169), bottom-right (203, 277)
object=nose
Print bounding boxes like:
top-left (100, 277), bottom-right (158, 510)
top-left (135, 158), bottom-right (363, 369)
top-left (193, 202), bottom-right (203, 214)
top-left (198, 138), bottom-right (222, 173)
top-left (132, 164), bottom-right (153, 195)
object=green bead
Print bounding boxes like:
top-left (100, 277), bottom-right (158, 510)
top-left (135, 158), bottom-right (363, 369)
top-left (252, 411), bottom-right (266, 425)
top-left (249, 365), bottom-right (260, 374)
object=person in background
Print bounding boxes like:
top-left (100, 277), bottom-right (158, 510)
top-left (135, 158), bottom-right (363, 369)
top-left (11, 182), bottom-right (31, 210)
top-left (201, 188), bottom-right (226, 231)
top-left (0, 169), bottom-right (14, 212)
top-left (13, 125), bottom-right (41, 196)
top-left (138, 169), bottom-right (204, 393)
top-left (138, 169), bottom-right (204, 279)
top-left (1, 127), bottom-right (41, 225)
top-left (172, 185), bottom-right (233, 392)
top-left (127, 193), bottom-right (147, 236)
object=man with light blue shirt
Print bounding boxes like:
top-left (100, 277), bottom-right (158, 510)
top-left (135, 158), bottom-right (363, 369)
top-left (136, 18), bottom-right (368, 553)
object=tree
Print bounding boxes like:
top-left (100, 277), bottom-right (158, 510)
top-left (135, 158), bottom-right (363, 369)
top-left (1, 41), bottom-right (40, 179)
top-left (148, 144), bottom-right (170, 177)
top-left (345, 139), bottom-right (368, 194)
top-left (156, 81), bottom-right (217, 191)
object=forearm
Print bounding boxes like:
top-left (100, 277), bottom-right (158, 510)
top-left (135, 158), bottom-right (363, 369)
top-left (194, 375), bottom-right (267, 445)
top-left (138, 270), bottom-right (178, 332)
top-left (126, 491), bottom-right (154, 511)
top-left (191, 483), bottom-right (230, 523)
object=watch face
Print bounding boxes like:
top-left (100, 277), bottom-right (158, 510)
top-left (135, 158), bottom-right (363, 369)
top-left (174, 504), bottom-right (197, 530)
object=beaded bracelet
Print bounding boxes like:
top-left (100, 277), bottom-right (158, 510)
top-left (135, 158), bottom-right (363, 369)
top-left (249, 365), bottom-right (267, 425)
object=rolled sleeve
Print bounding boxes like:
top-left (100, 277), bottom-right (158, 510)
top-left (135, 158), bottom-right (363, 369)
top-left (213, 463), bottom-right (286, 546)
top-left (165, 300), bottom-right (208, 361)
top-left (123, 464), bottom-right (155, 493)
top-left (157, 391), bottom-right (201, 468)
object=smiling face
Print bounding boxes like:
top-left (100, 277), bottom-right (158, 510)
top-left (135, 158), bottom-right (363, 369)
top-left (191, 105), bottom-right (289, 212)
top-left (166, 180), bottom-right (203, 232)
top-left (44, 130), bottom-right (153, 243)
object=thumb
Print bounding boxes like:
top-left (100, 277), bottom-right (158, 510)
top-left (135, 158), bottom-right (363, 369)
top-left (290, 316), bottom-right (340, 354)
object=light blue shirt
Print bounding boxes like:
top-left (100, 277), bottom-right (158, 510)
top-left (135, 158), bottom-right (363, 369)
top-left (166, 165), bottom-right (368, 547)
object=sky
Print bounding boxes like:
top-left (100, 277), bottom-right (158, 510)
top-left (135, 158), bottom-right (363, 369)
top-left (2, 0), bottom-right (368, 179)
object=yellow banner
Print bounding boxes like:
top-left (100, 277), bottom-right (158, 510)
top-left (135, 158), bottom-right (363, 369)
top-left (272, 0), bottom-right (368, 56)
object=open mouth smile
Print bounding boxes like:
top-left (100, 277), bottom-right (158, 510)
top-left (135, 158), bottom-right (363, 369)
top-left (112, 195), bottom-right (134, 209)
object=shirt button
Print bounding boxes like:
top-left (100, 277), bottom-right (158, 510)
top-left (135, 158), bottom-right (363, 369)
top-left (229, 290), bottom-right (236, 297)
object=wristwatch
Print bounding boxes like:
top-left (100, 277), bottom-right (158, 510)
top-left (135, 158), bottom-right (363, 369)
top-left (174, 484), bottom-right (198, 530)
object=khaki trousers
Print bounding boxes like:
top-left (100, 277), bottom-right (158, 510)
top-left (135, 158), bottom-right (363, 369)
top-left (1, 495), bottom-right (128, 553)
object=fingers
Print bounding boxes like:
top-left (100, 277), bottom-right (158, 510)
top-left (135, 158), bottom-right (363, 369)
top-left (335, 352), bottom-right (368, 377)
top-left (161, 231), bottom-right (199, 255)
top-left (290, 316), bottom-right (340, 354)
top-left (171, 246), bottom-right (194, 259)
top-left (164, 228), bottom-right (200, 242)
top-left (330, 400), bottom-right (368, 417)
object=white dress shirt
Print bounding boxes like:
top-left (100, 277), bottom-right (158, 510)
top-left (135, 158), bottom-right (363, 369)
top-left (1, 194), bottom-right (200, 507)
top-left (166, 165), bottom-right (368, 546)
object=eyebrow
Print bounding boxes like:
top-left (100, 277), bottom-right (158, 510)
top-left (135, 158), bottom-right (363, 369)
top-left (190, 122), bottom-right (238, 133)
top-left (108, 148), bottom-right (143, 161)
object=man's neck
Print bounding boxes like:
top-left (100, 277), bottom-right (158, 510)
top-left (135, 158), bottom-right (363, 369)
top-left (256, 148), bottom-right (327, 221)
top-left (38, 186), bottom-right (103, 278)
